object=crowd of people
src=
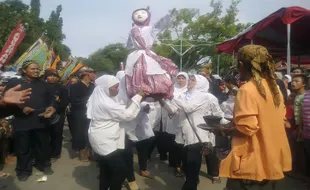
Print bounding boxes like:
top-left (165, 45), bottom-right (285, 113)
top-left (0, 44), bottom-right (308, 190)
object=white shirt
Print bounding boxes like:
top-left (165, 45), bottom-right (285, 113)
top-left (164, 93), bottom-right (229, 146)
top-left (135, 100), bottom-right (162, 141)
top-left (88, 95), bottom-right (142, 156)
top-left (161, 100), bottom-right (184, 144)
top-left (220, 96), bottom-right (235, 119)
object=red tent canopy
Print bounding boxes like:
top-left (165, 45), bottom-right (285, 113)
top-left (281, 56), bottom-right (310, 65)
top-left (275, 63), bottom-right (310, 70)
top-left (216, 6), bottom-right (310, 56)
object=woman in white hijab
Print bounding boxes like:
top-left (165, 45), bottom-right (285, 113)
top-left (87, 75), bottom-right (144, 190)
top-left (149, 73), bottom-right (189, 167)
top-left (161, 72), bottom-right (189, 176)
top-left (115, 71), bottom-right (129, 104)
top-left (163, 75), bottom-right (227, 189)
top-left (115, 71), bottom-right (139, 190)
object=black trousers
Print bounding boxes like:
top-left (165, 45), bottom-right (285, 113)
top-left (149, 131), bottom-right (169, 160)
top-left (171, 141), bottom-right (184, 169)
top-left (14, 128), bottom-right (51, 176)
top-left (204, 152), bottom-right (219, 177)
top-left (136, 137), bottom-right (155, 171)
top-left (66, 112), bottom-right (73, 136)
top-left (164, 133), bottom-right (181, 167)
top-left (71, 110), bottom-right (90, 151)
top-left (49, 112), bottom-right (65, 158)
top-left (226, 178), bottom-right (279, 190)
top-left (303, 138), bottom-right (310, 176)
top-left (99, 150), bottom-right (127, 190)
top-left (156, 131), bottom-right (169, 161)
top-left (0, 135), bottom-right (5, 169)
top-left (0, 136), bottom-right (11, 170)
top-left (182, 143), bottom-right (202, 190)
top-left (121, 136), bottom-right (135, 182)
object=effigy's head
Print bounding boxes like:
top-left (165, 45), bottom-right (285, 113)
top-left (132, 8), bottom-right (151, 26)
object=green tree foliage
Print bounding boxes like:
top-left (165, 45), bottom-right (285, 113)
top-left (44, 5), bottom-right (71, 60)
top-left (154, 0), bottom-right (251, 74)
top-left (30, 0), bottom-right (40, 18)
top-left (54, 43), bottom-right (71, 61)
top-left (0, 0), bottom-right (70, 64)
top-left (153, 30), bottom-right (174, 58)
top-left (85, 43), bottom-right (129, 73)
top-left (0, 0), bottom-right (31, 61)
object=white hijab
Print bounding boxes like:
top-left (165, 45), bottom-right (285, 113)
top-left (115, 71), bottom-right (129, 105)
top-left (87, 75), bottom-right (126, 121)
top-left (174, 72), bottom-right (189, 98)
top-left (185, 75), bottom-right (210, 101)
top-left (174, 75), bottom-right (211, 113)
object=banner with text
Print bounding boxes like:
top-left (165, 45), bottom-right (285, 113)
top-left (0, 21), bottom-right (25, 68)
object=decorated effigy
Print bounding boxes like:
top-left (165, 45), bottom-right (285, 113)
top-left (124, 7), bottom-right (178, 99)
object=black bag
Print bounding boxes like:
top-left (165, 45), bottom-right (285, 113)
top-left (184, 112), bottom-right (214, 156)
top-left (202, 115), bottom-right (232, 160)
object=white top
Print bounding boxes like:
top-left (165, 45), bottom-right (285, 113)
top-left (162, 72), bottom-right (189, 136)
top-left (162, 100), bottom-right (184, 144)
top-left (87, 75), bottom-right (142, 156)
top-left (88, 94), bottom-right (142, 156)
top-left (220, 96), bottom-right (235, 119)
top-left (175, 93), bottom-right (228, 146)
top-left (116, 71), bottom-right (139, 141)
top-left (164, 75), bottom-right (229, 146)
top-left (135, 101), bottom-right (161, 141)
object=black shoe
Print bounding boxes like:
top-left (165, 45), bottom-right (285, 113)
top-left (51, 158), bottom-right (57, 163)
top-left (43, 167), bottom-right (54, 175)
top-left (18, 175), bottom-right (29, 181)
top-left (51, 156), bottom-right (60, 163)
top-left (51, 155), bottom-right (61, 159)
top-left (0, 164), bottom-right (4, 171)
top-left (175, 170), bottom-right (183, 178)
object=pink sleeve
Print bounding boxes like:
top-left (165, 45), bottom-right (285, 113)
top-left (131, 28), bottom-right (146, 49)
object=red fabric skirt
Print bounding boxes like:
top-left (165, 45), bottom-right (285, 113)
top-left (125, 54), bottom-right (176, 99)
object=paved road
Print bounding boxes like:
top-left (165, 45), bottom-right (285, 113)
top-left (0, 129), bottom-right (307, 190)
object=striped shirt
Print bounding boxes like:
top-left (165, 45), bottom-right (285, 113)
top-left (294, 93), bottom-right (305, 126)
top-left (302, 91), bottom-right (310, 139)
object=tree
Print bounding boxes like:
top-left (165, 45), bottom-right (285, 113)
top-left (77, 57), bottom-right (89, 65)
top-left (154, 0), bottom-right (251, 74)
top-left (153, 30), bottom-right (174, 58)
top-left (0, 0), bottom-right (42, 62)
top-left (85, 43), bottom-right (128, 73)
top-left (0, 1), bottom-right (29, 47)
top-left (45, 5), bottom-right (69, 60)
top-left (0, 0), bottom-right (71, 65)
top-left (22, 0), bottom-right (45, 57)
top-left (30, 0), bottom-right (40, 18)
top-left (54, 43), bottom-right (71, 61)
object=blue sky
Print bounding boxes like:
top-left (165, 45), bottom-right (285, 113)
top-left (21, 0), bottom-right (310, 57)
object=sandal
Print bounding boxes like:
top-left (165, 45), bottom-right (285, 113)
top-left (175, 168), bottom-right (184, 177)
top-left (79, 150), bottom-right (89, 162)
top-left (0, 172), bottom-right (9, 179)
top-left (212, 176), bottom-right (221, 184)
top-left (128, 181), bottom-right (140, 190)
top-left (139, 171), bottom-right (154, 179)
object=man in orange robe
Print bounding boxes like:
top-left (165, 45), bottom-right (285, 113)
top-left (219, 45), bottom-right (292, 189)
